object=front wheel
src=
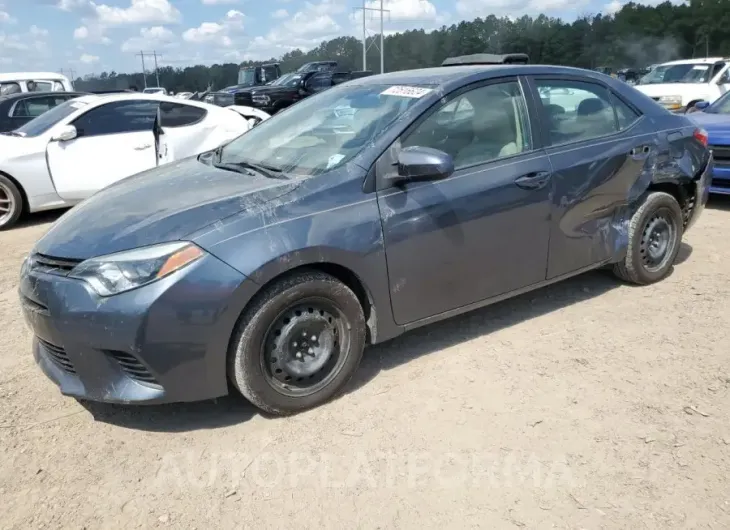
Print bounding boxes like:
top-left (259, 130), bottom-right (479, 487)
top-left (229, 271), bottom-right (366, 415)
top-left (0, 174), bottom-right (23, 230)
top-left (613, 191), bottom-right (684, 285)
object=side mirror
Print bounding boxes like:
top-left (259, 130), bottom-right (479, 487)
top-left (51, 124), bottom-right (77, 142)
top-left (694, 100), bottom-right (710, 111)
top-left (392, 146), bottom-right (454, 183)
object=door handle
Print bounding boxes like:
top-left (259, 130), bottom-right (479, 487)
top-left (134, 144), bottom-right (152, 151)
top-left (514, 171), bottom-right (551, 190)
top-left (630, 145), bottom-right (651, 158)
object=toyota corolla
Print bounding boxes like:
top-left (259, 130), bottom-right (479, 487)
top-left (19, 58), bottom-right (712, 415)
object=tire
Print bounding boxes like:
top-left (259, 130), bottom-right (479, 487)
top-left (0, 174), bottom-right (23, 230)
top-left (228, 270), bottom-right (366, 415)
top-left (613, 191), bottom-right (683, 285)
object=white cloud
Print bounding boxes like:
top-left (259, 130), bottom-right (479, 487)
top-left (57, 0), bottom-right (90, 11)
top-left (79, 53), bottom-right (99, 64)
top-left (0, 26), bottom-right (51, 67)
top-left (347, 0), bottom-right (446, 37)
top-left (0, 9), bottom-right (16, 24)
top-left (93, 0), bottom-right (181, 26)
top-left (245, 0), bottom-right (344, 59)
top-left (73, 24), bottom-right (112, 44)
top-left (604, 0), bottom-right (622, 13)
top-left (121, 25), bottom-right (177, 52)
top-left (182, 9), bottom-right (244, 47)
top-left (456, 0), bottom-right (586, 17)
top-left (272, 8), bottom-right (288, 18)
top-left (201, 0), bottom-right (239, 4)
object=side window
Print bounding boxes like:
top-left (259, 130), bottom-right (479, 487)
top-left (72, 100), bottom-right (157, 137)
top-left (32, 81), bottom-right (53, 92)
top-left (402, 81), bottom-right (531, 169)
top-left (52, 81), bottom-right (65, 92)
top-left (711, 62), bottom-right (726, 79)
top-left (535, 79), bottom-right (617, 145)
top-left (159, 102), bottom-right (207, 128)
top-left (11, 96), bottom-right (56, 118)
top-left (718, 69), bottom-right (730, 84)
top-left (307, 73), bottom-right (333, 91)
top-left (611, 94), bottom-right (641, 131)
top-left (0, 82), bottom-right (20, 96)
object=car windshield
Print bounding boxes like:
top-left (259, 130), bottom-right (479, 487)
top-left (14, 99), bottom-right (88, 137)
top-left (143, 88), bottom-right (164, 94)
top-left (706, 91), bottom-right (730, 114)
top-left (238, 68), bottom-right (256, 85)
top-left (270, 73), bottom-right (303, 87)
top-left (639, 63), bottom-right (712, 85)
top-left (219, 83), bottom-right (429, 176)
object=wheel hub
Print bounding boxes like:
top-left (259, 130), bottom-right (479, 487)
top-left (640, 212), bottom-right (675, 272)
top-left (0, 182), bottom-right (14, 224)
top-left (265, 306), bottom-right (339, 385)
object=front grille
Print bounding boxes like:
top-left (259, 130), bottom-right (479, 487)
top-left (20, 294), bottom-right (48, 314)
top-left (711, 177), bottom-right (730, 189)
top-left (31, 253), bottom-right (82, 276)
top-left (38, 338), bottom-right (76, 374)
top-left (106, 350), bottom-right (160, 386)
top-left (709, 145), bottom-right (730, 162)
top-left (233, 93), bottom-right (253, 106)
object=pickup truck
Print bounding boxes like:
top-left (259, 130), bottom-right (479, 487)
top-left (234, 68), bottom-right (372, 115)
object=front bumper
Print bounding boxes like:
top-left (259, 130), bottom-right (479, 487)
top-left (686, 153), bottom-right (713, 231)
top-left (19, 252), bottom-right (251, 405)
top-left (709, 157), bottom-right (730, 195)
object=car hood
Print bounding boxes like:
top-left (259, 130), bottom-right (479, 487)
top-left (0, 134), bottom-right (42, 158)
top-left (251, 86), bottom-right (293, 96)
top-left (688, 111), bottom-right (730, 137)
top-left (34, 156), bottom-right (300, 260)
top-left (635, 83), bottom-right (709, 102)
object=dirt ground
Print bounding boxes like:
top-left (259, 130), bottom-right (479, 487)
top-left (1, 200), bottom-right (730, 530)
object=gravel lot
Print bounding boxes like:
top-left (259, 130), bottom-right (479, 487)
top-left (1, 200), bottom-right (730, 529)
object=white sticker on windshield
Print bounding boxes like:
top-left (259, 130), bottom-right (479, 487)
top-left (381, 85), bottom-right (432, 98)
top-left (692, 65), bottom-right (709, 70)
top-left (327, 154), bottom-right (346, 169)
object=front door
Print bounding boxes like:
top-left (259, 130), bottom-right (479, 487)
top-left (46, 100), bottom-right (158, 200)
top-left (530, 76), bottom-right (654, 279)
top-left (377, 78), bottom-right (553, 325)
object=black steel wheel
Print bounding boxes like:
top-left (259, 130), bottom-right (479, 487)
top-left (613, 191), bottom-right (684, 285)
top-left (229, 270), bottom-right (366, 415)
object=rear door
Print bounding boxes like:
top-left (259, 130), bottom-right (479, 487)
top-left (158, 101), bottom-right (210, 158)
top-left (46, 99), bottom-right (158, 200)
top-left (527, 75), bottom-right (652, 279)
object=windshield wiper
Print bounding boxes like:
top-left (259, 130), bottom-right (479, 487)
top-left (1, 131), bottom-right (23, 136)
top-left (214, 158), bottom-right (288, 179)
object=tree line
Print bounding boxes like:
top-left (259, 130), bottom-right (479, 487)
top-left (75, 0), bottom-right (730, 93)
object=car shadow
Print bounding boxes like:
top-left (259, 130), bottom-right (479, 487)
top-left (15, 209), bottom-right (67, 229)
top-left (707, 195), bottom-right (730, 211)
top-left (675, 241), bottom-right (693, 265)
top-left (80, 393), bottom-right (261, 433)
top-left (81, 251), bottom-right (696, 432)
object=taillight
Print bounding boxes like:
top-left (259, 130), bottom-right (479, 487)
top-left (694, 127), bottom-right (708, 146)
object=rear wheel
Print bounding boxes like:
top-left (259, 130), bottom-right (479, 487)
top-left (229, 271), bottom-right (366, 415)
top-left (0, 174), bottom-right (23, 230)
top-left (613, 191), bottom-right (683, 285)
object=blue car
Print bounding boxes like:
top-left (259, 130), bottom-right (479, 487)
top-left (19, 57), bottom-right (712, 415)
top-left (689, 93), bottom-right (730, 195)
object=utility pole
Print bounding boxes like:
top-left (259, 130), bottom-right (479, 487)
top-left (136, 51), bottom-right (147, 88)
top-left (153, 51), bottom-right (161, 87)
top-left (354, 1), bottom-right (389, 73)
top-left (59, 68), bottom-right (76, 81)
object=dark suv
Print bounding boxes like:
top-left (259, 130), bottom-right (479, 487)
top-left (21, 58), bottom-right (712, 416)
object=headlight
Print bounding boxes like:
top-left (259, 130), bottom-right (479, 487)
top-left (658, 95), bottom-right (683, 108)
top-left (69, 242), bottom-right (204, 297)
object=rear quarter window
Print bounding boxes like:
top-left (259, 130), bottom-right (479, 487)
top-left (159, 102), bottom-right (207, 127)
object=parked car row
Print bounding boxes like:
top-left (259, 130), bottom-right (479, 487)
top-left (0, 92), bottom-right (270, 229)
top-left (18, 54), bottom-right (712, 417)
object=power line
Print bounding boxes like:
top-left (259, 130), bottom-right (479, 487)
top-left (135, 50), bottom-right (163, 88)
top-left (354, 0), bottom-right (390, 73)
top-left (59, 68), bottom-right (76, 80)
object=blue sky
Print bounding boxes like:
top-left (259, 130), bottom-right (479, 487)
top-left (0, 0), bottom-right (649, 75)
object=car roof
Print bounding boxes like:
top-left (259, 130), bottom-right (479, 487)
top-left (0, 72), bottom-right (70, 82)
top-left (659, 57), bottom-right (728, 65)
top-left (349, 64), bottom-right (615, 89)
top-left (0, 91), bottom-right (86, 102)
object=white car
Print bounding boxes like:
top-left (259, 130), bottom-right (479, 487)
top-left (634, 57), bottom-right (730, 112)
top-left (0, 93), bottom-right (267, 229)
